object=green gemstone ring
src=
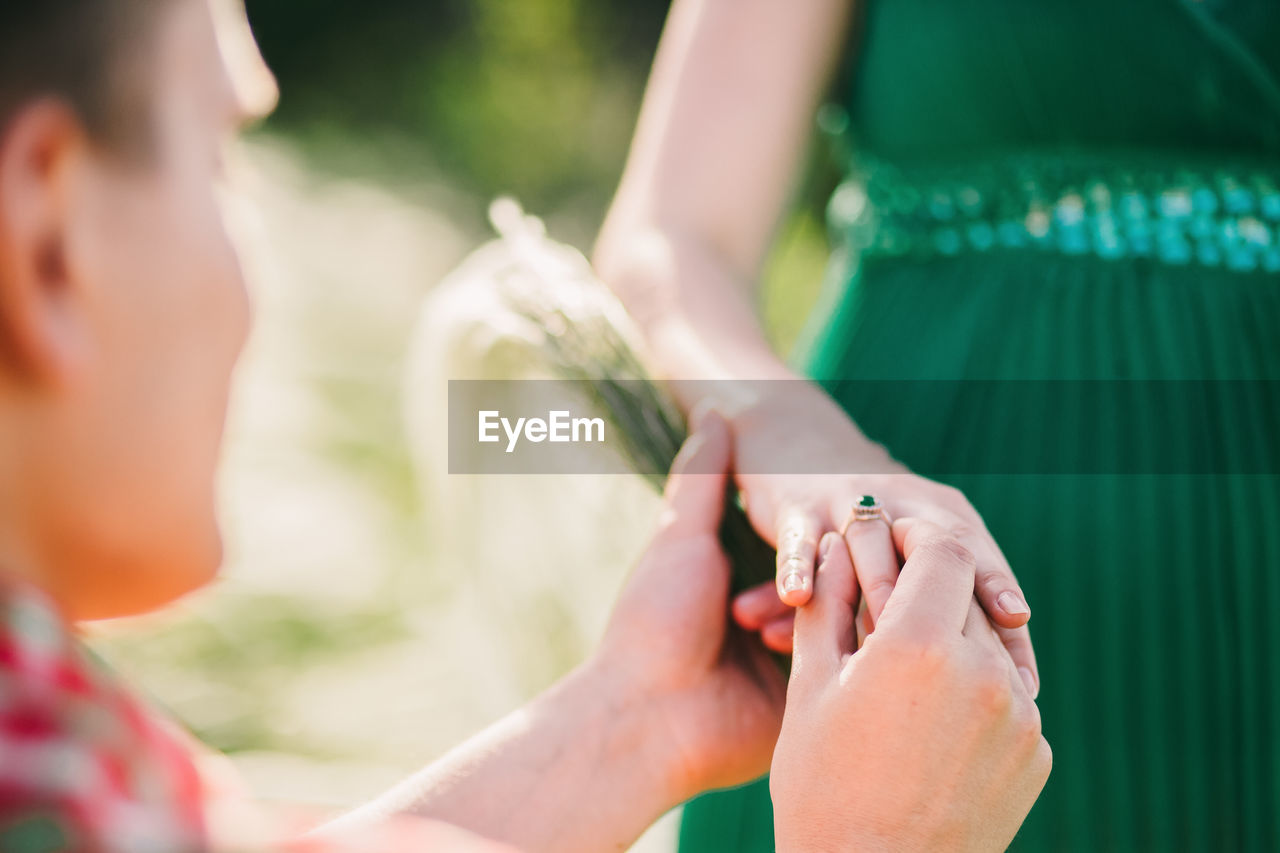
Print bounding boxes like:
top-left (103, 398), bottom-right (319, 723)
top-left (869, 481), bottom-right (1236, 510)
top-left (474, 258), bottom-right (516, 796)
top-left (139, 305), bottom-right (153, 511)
top-left (851, 495), bottom-right (887, 524)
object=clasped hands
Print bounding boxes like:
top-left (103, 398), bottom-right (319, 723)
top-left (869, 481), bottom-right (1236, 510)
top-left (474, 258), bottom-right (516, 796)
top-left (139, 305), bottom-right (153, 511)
top-left (592, 406), bottom-right (1051, 851)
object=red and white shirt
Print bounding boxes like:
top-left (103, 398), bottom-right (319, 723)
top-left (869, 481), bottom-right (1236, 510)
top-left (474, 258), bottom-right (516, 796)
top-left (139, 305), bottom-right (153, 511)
top-left (0, 580), bottom-right (515, 853)
top-left (0, 580), bottom-right (206, 852)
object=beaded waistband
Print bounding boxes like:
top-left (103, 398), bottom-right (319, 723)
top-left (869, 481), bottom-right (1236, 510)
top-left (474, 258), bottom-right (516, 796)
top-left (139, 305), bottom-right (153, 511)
top-left (828, 152), bottom-right (1280, 272)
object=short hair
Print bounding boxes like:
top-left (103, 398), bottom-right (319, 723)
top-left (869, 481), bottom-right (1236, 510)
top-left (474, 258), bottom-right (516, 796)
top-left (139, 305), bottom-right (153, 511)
top-left (0, 0), bottom-right (173, 156)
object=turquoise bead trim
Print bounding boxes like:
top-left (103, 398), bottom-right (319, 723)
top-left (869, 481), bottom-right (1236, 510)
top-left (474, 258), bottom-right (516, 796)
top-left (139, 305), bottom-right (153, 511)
top-left (829, 154), bottom-right (1280, 272)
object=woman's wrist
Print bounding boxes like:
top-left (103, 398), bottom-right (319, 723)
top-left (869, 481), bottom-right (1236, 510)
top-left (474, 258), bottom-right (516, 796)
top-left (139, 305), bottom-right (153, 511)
top-left (727, 381), bottom-right (902, 473)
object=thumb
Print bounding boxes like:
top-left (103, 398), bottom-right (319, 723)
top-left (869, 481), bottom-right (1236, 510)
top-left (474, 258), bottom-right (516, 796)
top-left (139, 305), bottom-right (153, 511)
top-left (660, 408), bottom-right (733, 536)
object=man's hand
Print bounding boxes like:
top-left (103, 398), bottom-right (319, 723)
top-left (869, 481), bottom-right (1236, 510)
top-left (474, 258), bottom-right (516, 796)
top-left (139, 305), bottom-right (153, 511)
top-left (595, 406), bottom-right (787, 800)
top-left (770, 519), bottom-right (1051, 852)
top-left (319, 410), bottom-right (784, 852)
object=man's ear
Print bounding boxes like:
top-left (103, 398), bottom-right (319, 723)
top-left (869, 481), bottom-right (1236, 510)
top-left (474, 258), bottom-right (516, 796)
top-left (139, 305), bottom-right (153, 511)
top-left (0, 98), bottom-right (91, 387)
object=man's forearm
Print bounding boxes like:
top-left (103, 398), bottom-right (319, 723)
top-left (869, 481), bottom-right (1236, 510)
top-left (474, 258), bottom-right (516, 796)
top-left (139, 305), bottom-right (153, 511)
top-left (316, 658), bottom-right (680, 852)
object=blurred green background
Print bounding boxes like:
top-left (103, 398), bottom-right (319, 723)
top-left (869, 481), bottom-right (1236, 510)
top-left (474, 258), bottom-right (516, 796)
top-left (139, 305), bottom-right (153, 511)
top-left (87, 2), bottom-right (837, 848)
top-left (250, 0), bottom-right (668, 218)
top-left (241, 0), bottom-right (835, 330)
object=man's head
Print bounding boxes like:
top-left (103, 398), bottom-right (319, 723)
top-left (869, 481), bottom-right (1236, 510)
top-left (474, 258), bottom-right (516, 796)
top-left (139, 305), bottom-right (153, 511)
top-left (0, 0), bottom-right (277, 619)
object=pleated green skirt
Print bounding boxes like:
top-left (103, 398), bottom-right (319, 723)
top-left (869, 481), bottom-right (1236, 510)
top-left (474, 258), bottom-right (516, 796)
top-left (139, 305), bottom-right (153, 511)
top-left (678, 249), bottom-right (1280, 851)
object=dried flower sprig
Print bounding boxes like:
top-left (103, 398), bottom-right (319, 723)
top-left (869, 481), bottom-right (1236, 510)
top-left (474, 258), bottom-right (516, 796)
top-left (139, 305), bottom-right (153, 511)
top-left (486, 198), bottom-right (778, 604)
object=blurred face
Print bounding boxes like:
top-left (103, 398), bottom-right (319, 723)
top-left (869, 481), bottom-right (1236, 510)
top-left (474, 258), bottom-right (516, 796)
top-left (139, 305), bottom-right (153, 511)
top-left (0, 0), bottom-right (277, 618)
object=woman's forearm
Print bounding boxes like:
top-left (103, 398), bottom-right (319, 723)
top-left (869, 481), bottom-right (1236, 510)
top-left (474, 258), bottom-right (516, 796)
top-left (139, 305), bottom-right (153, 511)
top-left (594, 223), bottom-right (796, 391)
top-left (591, 0), bottom-right (855, 407)
top-left (314, 659), bottom-right (680, 852)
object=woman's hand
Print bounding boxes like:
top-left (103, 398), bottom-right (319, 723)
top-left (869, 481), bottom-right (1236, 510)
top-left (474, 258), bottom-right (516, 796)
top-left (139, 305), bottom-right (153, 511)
top-left (595, 406), bottom-right (787, 801)
top-left (724, 381), bottom-right (1039, 696)
top-left (770, 521), bottom-right (1051, 852)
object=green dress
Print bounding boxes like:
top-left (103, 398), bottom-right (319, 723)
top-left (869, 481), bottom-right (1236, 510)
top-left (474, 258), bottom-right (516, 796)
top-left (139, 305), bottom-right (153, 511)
top-left (679, 1), bottom-right (1280, 850)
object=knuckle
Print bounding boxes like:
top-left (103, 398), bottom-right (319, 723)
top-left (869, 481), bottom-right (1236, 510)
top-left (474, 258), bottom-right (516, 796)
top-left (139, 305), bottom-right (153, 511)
top-left (1018, 696), bottom-right (1039, 737)
top-left (776, 501), bottom-right (819, 529)
top-left (861, 576), bottom-right (897, 602)
top-left (778, 525), bottom-right (818, 553)
top-left (1022, 736), bottom-right (1054, 792)
top-left (972, 666), bottom-right (1015, 714)
top-left (975, 566), bottom-right (1013, 590)
top-left (780, 539), bottom-right (819, 561)
top-left (863, 562), bottom-right (898, 587)
top-left (1034, 738), bottom-right (1054, 782)
top-left (1011, 700), bottom-right (1044, 750)
top-left (913, 535), bottom-right (977, 570)
top-left (888, 633), bottom-right (952, 675)
top-left (777, 552), bottom-right (811, 573)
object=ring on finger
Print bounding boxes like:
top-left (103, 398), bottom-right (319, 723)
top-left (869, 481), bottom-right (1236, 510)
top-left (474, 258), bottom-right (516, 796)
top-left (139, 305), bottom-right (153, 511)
top-left (844, 494), bottom-right (891, 531)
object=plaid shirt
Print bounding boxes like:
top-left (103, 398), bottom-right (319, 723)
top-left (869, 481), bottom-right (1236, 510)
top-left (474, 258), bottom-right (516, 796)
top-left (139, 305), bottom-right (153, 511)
top-left (0, 580), bottom-right (206, 853)
top-left (0, 580), bottom-right (517, 853)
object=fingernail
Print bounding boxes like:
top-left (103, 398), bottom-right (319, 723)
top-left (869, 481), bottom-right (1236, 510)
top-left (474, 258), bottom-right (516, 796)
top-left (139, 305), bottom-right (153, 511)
top-left (782, 572), bottom-right (808, 594)
top-left (997, 591), bottom-right (1030, 617)
top-left (1018, 666), bottom-right (1038, 699)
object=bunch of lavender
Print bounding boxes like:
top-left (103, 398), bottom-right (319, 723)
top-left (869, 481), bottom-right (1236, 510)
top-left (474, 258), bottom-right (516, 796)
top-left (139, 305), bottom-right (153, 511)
top-left (485, 199), bottom-right (777, 600)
